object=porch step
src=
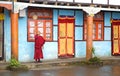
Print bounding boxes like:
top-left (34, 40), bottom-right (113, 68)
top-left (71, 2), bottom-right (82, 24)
top-left (23, 58), bottom-right (85, 70)
top-left (0, 57), bottom-right (120, 71)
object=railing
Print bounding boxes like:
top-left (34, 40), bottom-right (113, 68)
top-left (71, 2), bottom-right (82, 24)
top-left (1, 0), bottom-right (120, 6)
top-left (23, 0), bottom-right (120, 6)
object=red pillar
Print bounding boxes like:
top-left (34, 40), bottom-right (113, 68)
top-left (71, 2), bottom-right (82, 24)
top-left (11, 12), bottom-right (18, 60)
top-left (86, 15), bottom-right (93, 60)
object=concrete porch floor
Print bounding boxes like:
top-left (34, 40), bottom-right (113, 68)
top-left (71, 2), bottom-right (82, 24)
top-left (0, 56), bottom-right (120, 71)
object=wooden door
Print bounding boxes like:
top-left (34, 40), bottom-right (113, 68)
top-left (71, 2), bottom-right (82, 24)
top-left (112, 24), bottom-right (120, 55)
top-left (58, 16), bottom-right (75, 58)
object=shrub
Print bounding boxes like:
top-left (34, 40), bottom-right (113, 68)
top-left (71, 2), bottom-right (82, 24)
top-left (89, 56), bottom-right (101, 63)
top-left (6, 58), bottom-right (28, 71)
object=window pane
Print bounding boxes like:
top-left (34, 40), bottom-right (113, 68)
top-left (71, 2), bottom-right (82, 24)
top-left (38, 28), bottom-right (43, 33)
top-left (46, 22), bottom-right (51, 27)
top-left (38, 21), bottom-right (43, 27)
top-left (98, 33), bottom-right (101, 39)
top-left (40, 34), bottom-right (43, 36)
top-left (98, 24), bottom-right (102, 29)
top-left (46, 34), bottom-right (51, 39)
top-left (30, 12), bottom-right (36, 17)
top-left (37, 12), bottom-right (43, 17)
top-left (30, 34), bottom-right (34, 38)
top-left (93, 34), bottom-right (95, 39)
top-left (30, 28), bottom-right (34, 33)
top-left (43, 12), bottom-right (49, 16)
top-left (46, 28), bottom-right (51, 33)
top-left (30, 21), bottom-right (35, 27)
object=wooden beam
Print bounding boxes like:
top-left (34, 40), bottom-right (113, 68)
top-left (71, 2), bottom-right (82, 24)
top-left (86, 15), bottom-right (93, 60)
top-left (11, 12), bottom-right (18, 60)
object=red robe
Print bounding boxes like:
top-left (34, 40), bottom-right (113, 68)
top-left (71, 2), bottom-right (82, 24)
top-left (34, 35), bottom-right (45, 60)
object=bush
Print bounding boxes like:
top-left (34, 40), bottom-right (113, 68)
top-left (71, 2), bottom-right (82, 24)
top-left (88, 56), bottom-right (102, 63)
top-left (6, 58), bottom-right (28, 71)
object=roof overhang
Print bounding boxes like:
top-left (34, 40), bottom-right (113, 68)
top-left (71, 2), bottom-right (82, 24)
top-left (0, 1), bottom-right (120, 13)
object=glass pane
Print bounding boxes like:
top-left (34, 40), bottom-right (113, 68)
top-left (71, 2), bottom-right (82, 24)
top-left (98, 24), bottom-right (102, 28)
top-left (30, 21), bottom-right (35, 27)
top-left (37, 12), bottom-right (43, 17)
top-left (46, 34), bottom-right (51, 39)
top-left (93, 34), bottom-right (95, 39)
top-left (93, 29), bottom-right (96, 34)
top-left (93, 23), bottom-right (96, 29)
top-left (98, 33), bottom-right (101, 39)
top-left (98, 30), bottom-right (101, 33)
top-left (40, 33), bottom-right (43, 36)
top-left (30, 12), bottom-right (36, 17)
top-left (29, 28), bottom-right (34, 33)
top-left (46, 28), bottom-right (50, 33)
top-left (38, 28), bottom-right (43, 33)
top-left (38, 21), bottom-right (43, 27)
top-left (30, 34), bottom-right (34, 38)
top-left (43, 12), bottom-right (49, 16)
top-left (46, 22), bottom-right (51, 27)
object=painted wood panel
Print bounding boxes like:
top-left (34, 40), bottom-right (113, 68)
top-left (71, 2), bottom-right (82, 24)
top-left (104, 28), bottom-right (111, 40)
top-left (75, 10), bottom-right (83, 26)
top-left (59, 10), bottom-right (74, 16)
top-left (104, 12), bottom-right (111, 26)
top-left (93, 41), bottom-right (111, 57)
top-left (4, 9), bottom-right (11, 62)
top-left (112, 12), bottom-right (120, 19)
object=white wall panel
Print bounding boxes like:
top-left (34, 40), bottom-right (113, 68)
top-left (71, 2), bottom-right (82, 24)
top-left (93, 0), bottom-right (108, 4)
top-left (109, 0), bottom-right (120, 5)
top-left (75, 0), bottom-right (91, 3)
top-left (57, 0), bottom-right (73, 2)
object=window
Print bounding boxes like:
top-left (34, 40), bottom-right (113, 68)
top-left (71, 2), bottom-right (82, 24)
top-left (27, 7), bottom-right (53, 42)
top-left (84, 12), bottom-right (104, 40)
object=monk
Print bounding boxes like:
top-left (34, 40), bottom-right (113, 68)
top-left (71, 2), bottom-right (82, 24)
top-left (34, 32), bottom-right (45, 62)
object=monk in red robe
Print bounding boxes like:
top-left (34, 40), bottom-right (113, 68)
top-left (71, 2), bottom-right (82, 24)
top-left (34, 32), bottom-right (45, 62)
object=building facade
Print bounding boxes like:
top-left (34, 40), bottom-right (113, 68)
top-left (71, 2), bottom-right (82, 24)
top-left (0, 0), bottom-right (120, 62)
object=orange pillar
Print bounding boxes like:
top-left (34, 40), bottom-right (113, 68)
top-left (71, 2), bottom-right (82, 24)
top-left (86, 15), bottom-right (93, 60)
top-left (11, 12), bottom-right (18, 60)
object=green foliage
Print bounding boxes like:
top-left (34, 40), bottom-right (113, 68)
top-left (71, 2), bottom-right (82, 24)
top-left (89, 56), bottom-right (101, 63)
top-left (92, 47), bottom-right (95, 55)
top-left (6, 58), bottom-right (28, 71)
top-left (9, 58), bottom-right (20, 67)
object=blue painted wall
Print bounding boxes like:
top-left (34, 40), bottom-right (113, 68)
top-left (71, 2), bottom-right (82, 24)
top-left (53, 9), bottom-right (58, 25)
top-left (4, 9), bottom-right (11, 62)
top-left (112, 12), bottom-right (120, 19)
top-left (18, 9), bottom-right (34, 62)
top-left (104, 27), bottom-right (111, 40)
top-left (93, 41), bottom-right (111, 57)
top-left (104, 12), bottom-right (111, 26)
top-left (75, 41), bottom-right (86, 58)
top-left (59, 9), bottom-right (74, 16)
top-left (75, 10), bottom-right (83, 26)
top-left (75, 27), bottom-right (83, 40)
